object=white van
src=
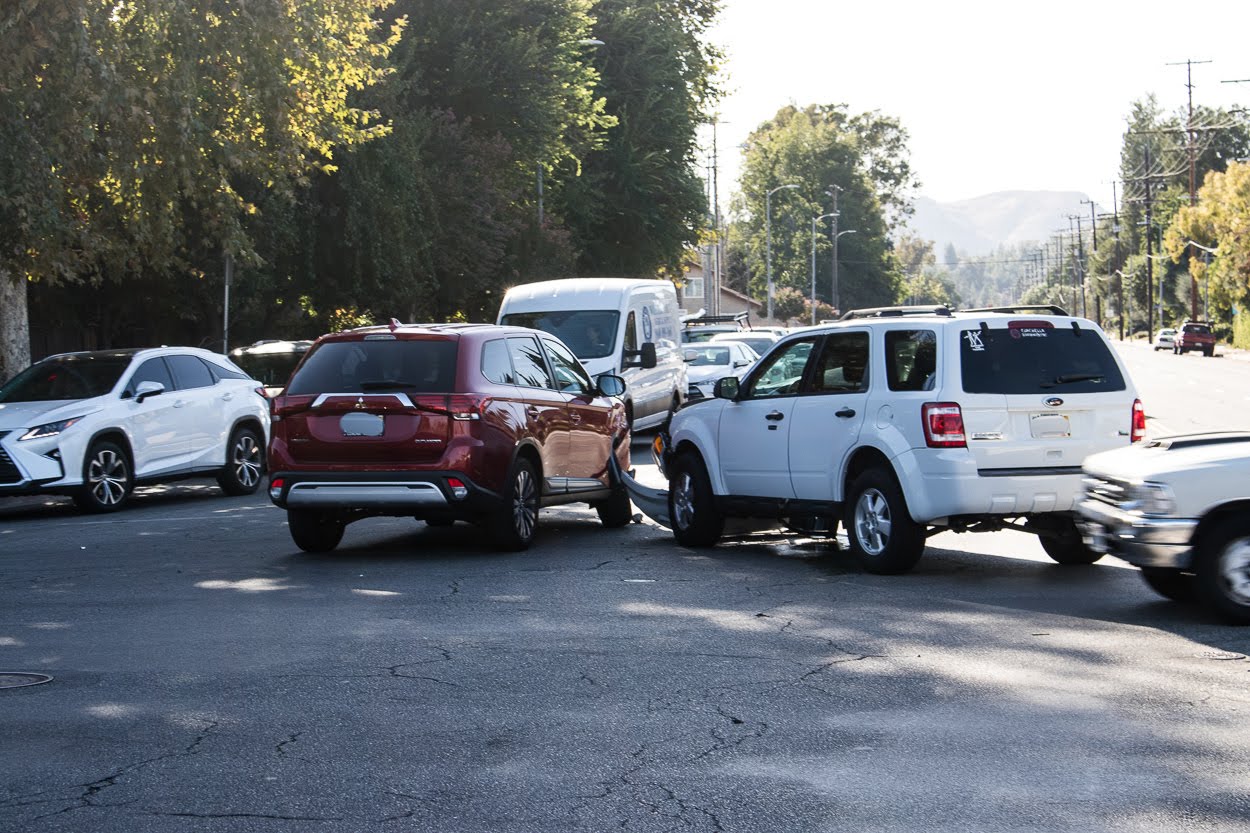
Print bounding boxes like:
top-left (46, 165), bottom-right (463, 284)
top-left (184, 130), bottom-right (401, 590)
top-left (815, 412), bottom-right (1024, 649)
top-left (497, 278), bottom-right (687, 430)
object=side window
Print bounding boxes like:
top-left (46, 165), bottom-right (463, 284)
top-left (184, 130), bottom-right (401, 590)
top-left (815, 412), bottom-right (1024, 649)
top-left (481, 338), bottom-right (516, 385)
top-left (507, 337), bottom-right (554, 389)
top-left (886, 330), bottom-right (937, 392)
top-left (623, 312), bottom-right (638, 355)
top-left (744, 338), bottom-right (817, 399)
top-left (124, 358), bottom-right (175, 398)
top-left (807, 332), bottom-right (871, 393)
top-left (541, 339), bottom-right (593, 395)
top-left (207, 361), bottom-right (249, 382)
top-left (166, 354), bottom-right (215, 390)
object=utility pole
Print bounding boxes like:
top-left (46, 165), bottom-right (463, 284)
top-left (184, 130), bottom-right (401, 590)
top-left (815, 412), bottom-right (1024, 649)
top-left (1145, 151), bottom-right (1156, 339)
top-left (1113, 182), bottom-right (1124, 340)
top-left (1168, 58), bottom-right (1211, 321)
top-left (828, 185), bottom-right (842, 313)
top-left (710, 119), bottom-right (722, 316)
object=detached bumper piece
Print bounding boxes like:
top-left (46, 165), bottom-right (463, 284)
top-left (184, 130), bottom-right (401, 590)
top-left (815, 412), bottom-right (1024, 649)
top-left (609, 454), bottom-right (671, 529)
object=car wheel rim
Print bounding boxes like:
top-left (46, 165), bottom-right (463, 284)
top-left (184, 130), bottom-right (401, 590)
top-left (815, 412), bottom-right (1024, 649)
top-left (233, 435), bottom-right (262, 487)
top-left (1218, 537), bottom-right (1250, 605)
top-left (673, 471), bottom-right (695, 530)
top-left (88, 450), bottom-right (127, 506)
top-left (512, 469), bottom-right (537, 539)
top-left (854, 488), bottom-right (892, 556)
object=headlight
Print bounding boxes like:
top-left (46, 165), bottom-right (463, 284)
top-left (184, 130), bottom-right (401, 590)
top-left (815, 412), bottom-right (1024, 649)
top-left (19, 416), bottom-right (85, 441)
top-left (1125, 481), bottom-right (1177, 517)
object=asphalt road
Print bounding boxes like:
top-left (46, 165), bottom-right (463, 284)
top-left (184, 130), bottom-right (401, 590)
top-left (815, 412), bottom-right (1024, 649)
top-left (3, 348), bottom-right (1250, 832)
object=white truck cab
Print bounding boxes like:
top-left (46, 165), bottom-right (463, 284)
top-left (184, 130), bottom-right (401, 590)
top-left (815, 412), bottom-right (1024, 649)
top-left (498, 278), bottom-right (687, 431)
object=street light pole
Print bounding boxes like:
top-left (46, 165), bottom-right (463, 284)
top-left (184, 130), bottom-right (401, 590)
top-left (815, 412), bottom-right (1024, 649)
top-left (832, 228), bottom-right (856, 315)
top-left (810, 213), bottom-right (835, 324)
top-left (766, 183), bottom-right (799, 321)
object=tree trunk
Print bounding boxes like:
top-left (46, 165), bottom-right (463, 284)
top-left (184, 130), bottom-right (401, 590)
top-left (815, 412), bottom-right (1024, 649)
top-left (0, 270), bottom-right (32, 384)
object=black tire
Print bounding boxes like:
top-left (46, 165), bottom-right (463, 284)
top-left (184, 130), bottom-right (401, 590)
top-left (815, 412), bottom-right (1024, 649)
top-left (659, 393), bottom-right (681, 433)
top-left (668, 452), bottom-right (723, 548)
top-left (1037, 515), bottom-right (1103, 565)
top-left (1139, 567), bottom-right (1197, 603)
top-left (217, 426), bottom-right (265, 496)
top-left (288, 509), bottom-right (345, 553)
top-left (1204, 345), bottom-right (1214, 357)
top-left (1193, 517), bottom-right (1250, 624)
top-left (73, 440), bottom-right (133, 513)
top-left (843, 468), bottom-right (925, 574)
top-left (594, 486), bottom-right (633, 528)
top-left (489, 457), bottom-right (540, 551)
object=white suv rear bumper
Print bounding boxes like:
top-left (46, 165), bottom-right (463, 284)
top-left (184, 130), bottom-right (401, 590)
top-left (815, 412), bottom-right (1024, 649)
top-left (895, 447), bottom-right (1082, 522)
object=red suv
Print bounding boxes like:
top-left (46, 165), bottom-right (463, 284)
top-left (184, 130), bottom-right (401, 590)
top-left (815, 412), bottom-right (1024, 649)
top-left (1173, 321), bottom-right (1216, 357)
top-left (267, 323), bottom-right (631, 552)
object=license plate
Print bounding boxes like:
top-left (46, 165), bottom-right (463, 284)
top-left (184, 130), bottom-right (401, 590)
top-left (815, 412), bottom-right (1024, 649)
top-left (340, 412), bottom-right (384, 437)
top-left (1030, 413), bottom-right (1070, 439)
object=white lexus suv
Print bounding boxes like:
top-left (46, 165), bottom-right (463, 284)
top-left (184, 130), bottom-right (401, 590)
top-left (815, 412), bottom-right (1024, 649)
top-left (0, 347), bottom-right (270, 512)
top-left (623, 306), bottom-right (1145, 574)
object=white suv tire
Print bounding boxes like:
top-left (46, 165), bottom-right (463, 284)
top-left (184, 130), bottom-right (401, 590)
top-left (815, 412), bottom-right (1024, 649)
top-left (844, 468), bottom-right (925, 574)
top-left (669, 452), bottom-right (724, 548)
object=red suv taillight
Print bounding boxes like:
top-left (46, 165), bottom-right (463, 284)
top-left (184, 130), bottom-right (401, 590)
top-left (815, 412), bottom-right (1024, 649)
top-left (444, 395), bottom-right (485, 421)
top-left (923, 402), bottom-right (967, 448)
top-left (1131, 398), bottom-right (1146, 443)
top-left (269, 478), bottom-right (284, 501)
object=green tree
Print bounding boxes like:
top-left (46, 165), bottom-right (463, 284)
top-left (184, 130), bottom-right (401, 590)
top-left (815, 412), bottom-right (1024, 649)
top-left (0, 0), bottom-right (403, 377)
top-left (550, 0), bottom-right (722, 278)
top-left (731, 103), bottom-right (918, 314)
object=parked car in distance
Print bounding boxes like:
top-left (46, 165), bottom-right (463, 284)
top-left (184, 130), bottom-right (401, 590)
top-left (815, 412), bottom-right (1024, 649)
top-left (684, 341), bottom-right (759, 401)
top-left (681, 311), bottom-right (751, 344)
top-left (498, 278), bottom-right (684, 431)
top-left (1173, 321), bottom-right (1216, 356)
top-left (266, 322), bottom-right (632, 553)
top-left (1077, 432), bottom-right (1250, 623)
top-left (230, 339), bottom-right (313, 396)
top-left (708, 330), bottom-right (781, 357)
top-left (625, 304), bottom-right (1145, 575)
top-left (0, 347), bottom-right (269, 512)
top-left (1153, 328), bottom-right (1177, 351)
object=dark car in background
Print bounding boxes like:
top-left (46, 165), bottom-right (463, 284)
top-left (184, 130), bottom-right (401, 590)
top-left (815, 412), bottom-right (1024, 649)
top-left (266, 322), bottom-right (632, 553)
top-left (229, 340), bottom-right (314, 396)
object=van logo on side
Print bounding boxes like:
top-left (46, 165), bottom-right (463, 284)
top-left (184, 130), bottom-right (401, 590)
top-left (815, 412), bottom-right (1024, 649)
top-left (1044, 397), bottom-right (1064, 408)
top-left (641, 306), bottom-right (654, 342)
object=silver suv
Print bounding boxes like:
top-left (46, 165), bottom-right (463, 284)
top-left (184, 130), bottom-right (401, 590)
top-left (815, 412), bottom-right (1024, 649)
top-left (623, 305), bottom-right (1145, 574)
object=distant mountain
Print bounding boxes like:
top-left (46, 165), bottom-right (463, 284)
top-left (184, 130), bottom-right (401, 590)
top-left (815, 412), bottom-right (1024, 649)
top-left (906, 191), bottom-right (1097, 257)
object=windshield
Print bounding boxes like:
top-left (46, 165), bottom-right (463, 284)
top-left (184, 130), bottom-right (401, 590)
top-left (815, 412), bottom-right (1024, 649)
top-left (285, 339), bottom-right (458, 395)
top-left (232, 351), bottom-right (308, 388)
top-left (499, 310), bottom-right (620, 360)
top-left (0, 355), bottom-right (132, 403)
top-left (960, 326), bottom-right (1125, 394)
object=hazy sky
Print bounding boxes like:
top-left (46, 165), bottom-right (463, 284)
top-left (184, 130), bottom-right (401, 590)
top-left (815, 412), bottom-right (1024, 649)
top-left (703, 0), bottom-right (1249, 210)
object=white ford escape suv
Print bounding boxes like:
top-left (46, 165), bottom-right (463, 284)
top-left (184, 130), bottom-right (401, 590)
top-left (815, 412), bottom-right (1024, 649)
top-left (622, 305), bottom-right (1144, 574)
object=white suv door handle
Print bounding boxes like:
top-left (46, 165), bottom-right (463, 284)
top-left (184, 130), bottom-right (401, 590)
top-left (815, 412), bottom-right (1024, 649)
top-left (221, 392), bottom-right (234, 401)
top-left (765, 411), bottom-right (785, 422)
top-left (836, 407), bottom-right (856, 418)
top-left (173, 399), bottom-right (186, 408)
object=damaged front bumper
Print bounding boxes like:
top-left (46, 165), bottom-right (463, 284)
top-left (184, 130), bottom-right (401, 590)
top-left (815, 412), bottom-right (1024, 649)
top-left (607, 433), bottom-right (673, 529)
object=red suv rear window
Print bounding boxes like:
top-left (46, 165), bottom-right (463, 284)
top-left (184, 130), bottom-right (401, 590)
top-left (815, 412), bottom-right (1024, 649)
top-left (285, 339), bottom-right (458, 395)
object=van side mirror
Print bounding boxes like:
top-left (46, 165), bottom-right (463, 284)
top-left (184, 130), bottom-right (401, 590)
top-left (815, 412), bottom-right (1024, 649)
top-left (596, 374), bottom-right (626, 397)
top-left (623, 342), bottom-right (658, 370)
top-left (135, 380), bottom-right (165, 403)
top-left (714, 377), bottom-right (739, 400)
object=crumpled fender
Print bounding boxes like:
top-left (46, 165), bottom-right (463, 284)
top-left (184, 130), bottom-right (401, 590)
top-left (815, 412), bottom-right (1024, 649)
top-left (608, 453), bottom-right (671, 529)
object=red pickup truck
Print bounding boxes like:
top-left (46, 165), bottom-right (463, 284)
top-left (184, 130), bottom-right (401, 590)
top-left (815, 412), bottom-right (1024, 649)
top-left (1173, 321), bottom-right (1216, 357)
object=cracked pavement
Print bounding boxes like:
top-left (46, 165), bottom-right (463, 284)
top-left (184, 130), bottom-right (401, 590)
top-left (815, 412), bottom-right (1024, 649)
top-left (3, 437), bottom-right (1250, 832)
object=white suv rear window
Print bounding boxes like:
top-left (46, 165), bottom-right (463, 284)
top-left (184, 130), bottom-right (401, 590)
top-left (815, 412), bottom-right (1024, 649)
top-left (959, 325), bottom-right (1125, 395)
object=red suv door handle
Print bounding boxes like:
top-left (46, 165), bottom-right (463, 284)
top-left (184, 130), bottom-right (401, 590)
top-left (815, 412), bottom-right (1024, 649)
top-left (765, 411), bottom-right (784, 421)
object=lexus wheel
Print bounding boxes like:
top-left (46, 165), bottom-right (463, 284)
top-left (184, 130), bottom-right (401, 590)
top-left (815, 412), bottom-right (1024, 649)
top-left (217, 426), bottom-right (265, 496)
top-left (73, 441), bottom-right (133, 513)
top-left (844, 468), bottom-right (924, 574)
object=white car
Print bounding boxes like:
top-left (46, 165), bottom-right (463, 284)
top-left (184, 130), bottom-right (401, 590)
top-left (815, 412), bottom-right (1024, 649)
top-left (1153, 328), bottom-right (1177, 351)
top-left (708, 330), bottom-right (781, 357)
top-left (0, 347), bottom-right (270, 512)
top-left (1077, 432), bottom-right (1250, 623)
top-left (684, 341), bottom-right (759, 400)
top-left (622, 305), bottom-right (1145, 575)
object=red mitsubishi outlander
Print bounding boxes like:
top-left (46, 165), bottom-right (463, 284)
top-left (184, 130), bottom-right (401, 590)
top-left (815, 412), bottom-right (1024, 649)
top-left (267, 322), bottom-right (631, 552)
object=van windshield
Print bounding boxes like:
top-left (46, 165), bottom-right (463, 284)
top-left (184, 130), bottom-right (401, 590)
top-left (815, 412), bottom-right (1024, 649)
top-left (500, 310), bottom-right (621, 360)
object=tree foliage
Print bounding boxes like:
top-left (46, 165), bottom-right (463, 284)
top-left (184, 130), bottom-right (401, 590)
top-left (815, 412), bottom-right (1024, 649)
top-left (729, 104), bottom-right (918, 313)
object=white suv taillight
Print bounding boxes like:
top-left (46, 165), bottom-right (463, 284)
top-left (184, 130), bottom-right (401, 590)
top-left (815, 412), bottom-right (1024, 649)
top-left (1131, 398), bottom-right (1146, 443)
top-left (922, 402), bottom-right (967, 448)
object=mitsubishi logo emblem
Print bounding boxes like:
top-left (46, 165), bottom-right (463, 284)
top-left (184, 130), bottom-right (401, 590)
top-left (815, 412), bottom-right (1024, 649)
top-left (355, 397), bottom-right (365, 410)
